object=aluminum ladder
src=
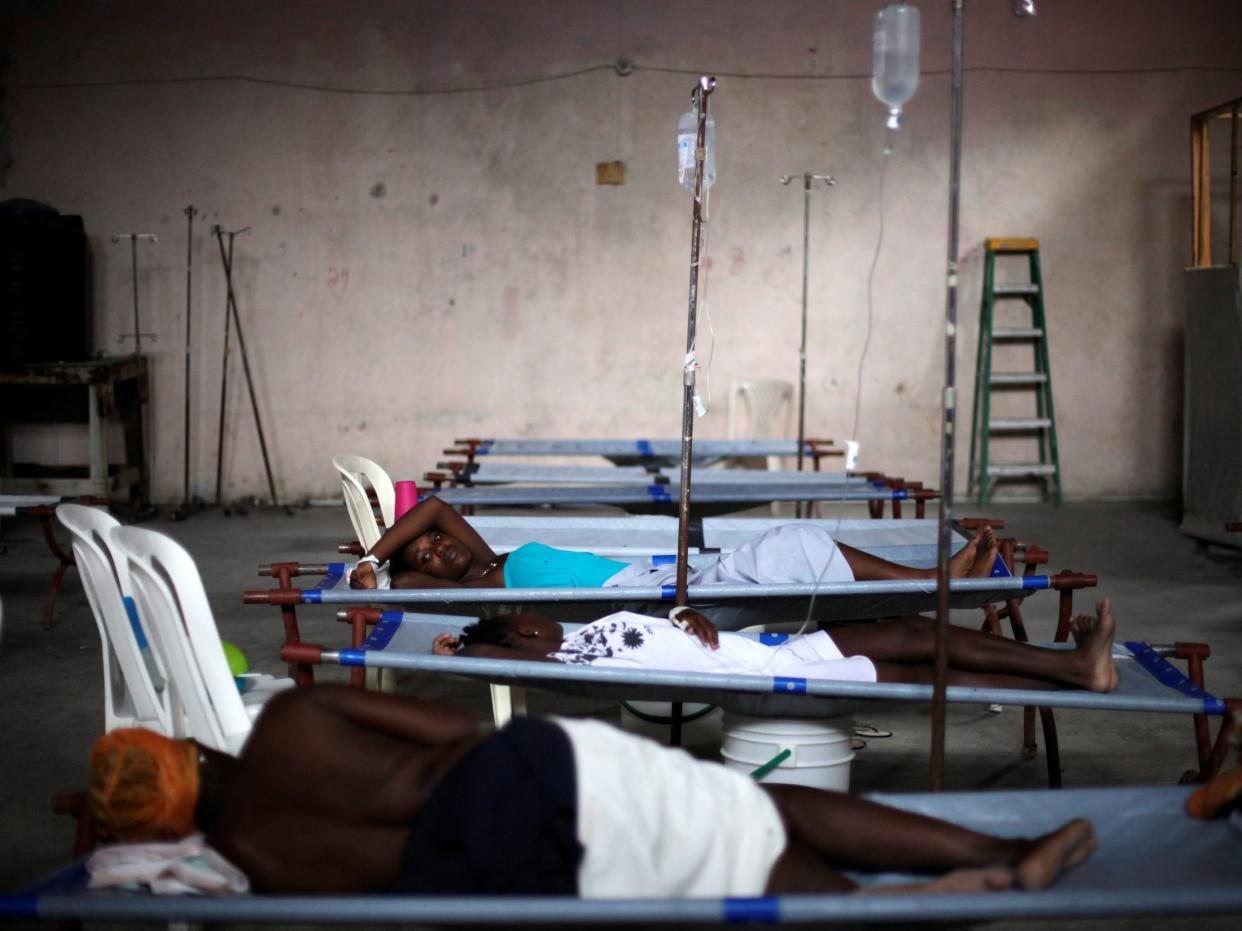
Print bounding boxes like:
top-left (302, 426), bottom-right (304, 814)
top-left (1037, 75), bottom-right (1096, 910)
top-left (967, 237), bottom-right (1063, 505)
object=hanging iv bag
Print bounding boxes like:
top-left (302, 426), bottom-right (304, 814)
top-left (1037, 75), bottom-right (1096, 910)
top-left (677, 108), bottom-right (716, 192)
top-left (872, 3), bottom-right (921, 131)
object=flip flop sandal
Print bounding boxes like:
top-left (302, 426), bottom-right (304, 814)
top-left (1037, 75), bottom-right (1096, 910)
top-left (851, 736), bottom-right (867, 751)
top-left (853, 723), bottom-right (893, 739)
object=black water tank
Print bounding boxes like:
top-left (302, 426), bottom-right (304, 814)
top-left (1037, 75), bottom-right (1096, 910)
top-left (0, 199), bottom-right (91, 363)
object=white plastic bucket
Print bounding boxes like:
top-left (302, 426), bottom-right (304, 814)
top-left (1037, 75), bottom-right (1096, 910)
top-left (720, 713), bottom-right (855, 791)
top-left (618, 701), bottom-right (723, 748)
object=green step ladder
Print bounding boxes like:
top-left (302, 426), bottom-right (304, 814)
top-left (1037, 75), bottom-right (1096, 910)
top-left (968, 237), bottom-right (1063, 505)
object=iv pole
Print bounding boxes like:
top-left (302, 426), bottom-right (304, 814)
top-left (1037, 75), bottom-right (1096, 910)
top-left (780, 171), bottom-right (835, 517)
top-left (929, 0), bottom-right (1036, 792)
top-left (930, 0), bottom-right (965, 792)
top-left (674, 75), bottom-right (716, 609)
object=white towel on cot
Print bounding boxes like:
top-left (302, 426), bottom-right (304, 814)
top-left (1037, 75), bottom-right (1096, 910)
top-left (86, 833), bottom-right (250, 895)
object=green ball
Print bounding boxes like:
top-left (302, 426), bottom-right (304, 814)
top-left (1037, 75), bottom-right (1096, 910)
top-left (221, 640), bottom-right (250, 677)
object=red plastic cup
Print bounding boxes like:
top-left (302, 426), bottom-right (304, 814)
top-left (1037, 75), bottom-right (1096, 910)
top-left (394, 480), bottom-right (419, 520)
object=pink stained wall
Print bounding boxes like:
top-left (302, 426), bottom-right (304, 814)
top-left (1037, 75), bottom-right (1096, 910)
top-left (4, 0), bottom-right (1241, 502)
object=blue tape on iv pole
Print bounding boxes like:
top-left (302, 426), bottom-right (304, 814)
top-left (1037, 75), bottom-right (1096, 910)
top-left (1124, 641), bottom-right (1227, 714)
top-left (121, 596), bottom-right (149, 650)
top-left (724, 897), bottom-right (780, 923)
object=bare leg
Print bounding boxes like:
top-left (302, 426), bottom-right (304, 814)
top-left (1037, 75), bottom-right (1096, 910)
top-left (762, 784), bottom-right (1096, 894)
top-left (830, 600), bottom-right (1118, 692)
top-left (838, 526), bottom-right (998, 581)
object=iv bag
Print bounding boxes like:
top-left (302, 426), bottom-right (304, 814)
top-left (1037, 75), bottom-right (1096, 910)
top-left (872, 3), bottom-right (921, 131)
top-left (677, 109), bottom-right (716, 192)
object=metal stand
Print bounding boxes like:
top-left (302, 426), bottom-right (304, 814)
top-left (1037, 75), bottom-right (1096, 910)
top-left (110, 233), bottom-right (158, 354)
top-left (674, 76), bottom-right (716, 607)
top-left (176, 206), bottom-right (198, 519)
top-left (212, 225), bottom-right (290, 515)
top-left (930, 0), bottom-right (965, 793)
top-left (213, 226), bottom-right (249, 511)
top-left (779, 171), bottom-right (835, 516)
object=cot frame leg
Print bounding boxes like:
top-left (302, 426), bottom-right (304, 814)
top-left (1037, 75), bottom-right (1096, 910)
top-left (490, 685), bottom-right (527, 728)
top-left (32, 506), bottom-right (76, 630)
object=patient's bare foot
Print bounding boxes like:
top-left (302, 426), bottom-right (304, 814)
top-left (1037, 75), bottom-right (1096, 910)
top-left (867, 866), bottom-right (1014, 896)
top-left (1070, 598), bottom-right (1119, 692)
top-left (1014, 819), bottom-right (1097, 891)
top-left (922, 866), bottom-right (1015, 894)
top-left (948, 528), bottom-right (983, 577)
top-left (967, 526), bottom-right (1000, 578)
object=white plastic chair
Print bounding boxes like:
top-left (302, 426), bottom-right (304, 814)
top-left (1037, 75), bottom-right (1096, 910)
top-left (727, 379), bottom-right (795, 469)
top-left (56, 503), bottom-right (173, 734)
top-left (332, 453), bottom-right (396, 551)
top-left (728, 378), bottom-right (796, 514)
top-left (110, 525), bottom-right (293, 755)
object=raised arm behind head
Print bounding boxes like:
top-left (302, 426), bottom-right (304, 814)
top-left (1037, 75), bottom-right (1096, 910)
top-left (351, 496), bottom-right (504, 589)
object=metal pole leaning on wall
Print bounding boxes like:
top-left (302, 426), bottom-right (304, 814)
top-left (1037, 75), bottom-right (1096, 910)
top-left (213, 227), bottom-right (290, 515)
top-left (212, 225), bottom-right (249, 511)
top-left (675, 76), bottom-right (716, 608)
top-left (110, 233), bottom-right (158, 355)
top-left (179, 205), bottom-right (197, 518)
top-left (931, 0), bottom-right (965, 792)
top-left (780, 171), bottom-right (835, 518)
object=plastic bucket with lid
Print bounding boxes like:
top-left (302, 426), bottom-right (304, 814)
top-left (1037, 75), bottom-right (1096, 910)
top-left (720, 713), bottom-right (855, 790)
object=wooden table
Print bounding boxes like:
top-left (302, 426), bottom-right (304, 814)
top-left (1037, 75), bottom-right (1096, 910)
top-left (0, 356), bottom-right (149, 510)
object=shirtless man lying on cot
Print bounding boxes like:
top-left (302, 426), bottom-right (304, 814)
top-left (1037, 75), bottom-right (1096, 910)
top-left (349, 495), bottom-right (1000, 590)
top-left (433, 600), bottom-right (1120, 695)
top-left (90, 685), bottom-right (1096, 897)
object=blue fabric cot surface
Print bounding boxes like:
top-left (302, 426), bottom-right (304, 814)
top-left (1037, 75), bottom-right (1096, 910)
top-left (7, 786), bottom-right (1241, 924)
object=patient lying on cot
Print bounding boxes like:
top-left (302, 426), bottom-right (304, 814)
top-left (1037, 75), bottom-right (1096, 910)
top-left (349, 496), bottom-right (999, 590)
top-left (433, 600), bottom-right (1121, 694)
top-left (90, 685), bottom-right (1097, 896)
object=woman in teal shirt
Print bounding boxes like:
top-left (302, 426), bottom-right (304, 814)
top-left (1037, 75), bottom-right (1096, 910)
top-left (349, 497), bottom-right (994, 591)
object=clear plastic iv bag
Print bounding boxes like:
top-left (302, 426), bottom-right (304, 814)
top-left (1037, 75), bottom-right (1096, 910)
top-left (872, 3), bottom-right (921, 131)
top-left (677, 109), bottom-right (716, 192)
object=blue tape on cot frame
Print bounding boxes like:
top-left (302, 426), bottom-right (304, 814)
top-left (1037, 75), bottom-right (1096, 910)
top-left (1020, 575), bottom-right (1050, 590)
top-left (646, 485), bottom-right (672, 502)
top-left (1125, 641), bottom-right (1227, 715)
top-left (339, 649), bottom-right (366, 667)
top-left (636, 439), bottom-right (654, 457)
top-left (893, 489), bottom-right (910, 500)
top-left (760, 632), bottom-right (789, 645)
top-left (304, 590), bottom-right (323, 604)
top-left (121, 595), bottom-right (149, 650)
top-left (651, 554), bottom-right (677, 566)
top-left (477, 440), bottom-right (493, 454)
top-left (773, 677), bottom-right (807, 694)
top-left (366, 613), bottom-right (405, 650)
top-left (660, 585), bottom-right (677, 600)
top-left (317, 563), bottom-right (346, 590)
top-left (724, 897), bottom-right (780, 923)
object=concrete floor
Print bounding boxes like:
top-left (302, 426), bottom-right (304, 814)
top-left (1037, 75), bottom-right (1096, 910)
top-left (1, 499), bottom-right (1240, 929)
